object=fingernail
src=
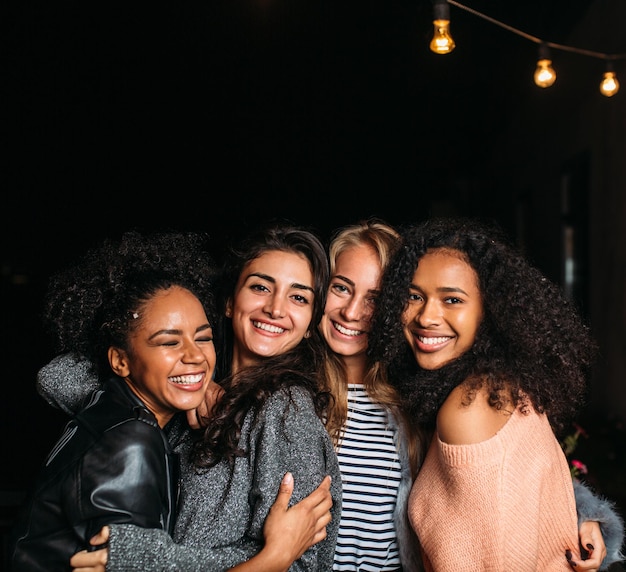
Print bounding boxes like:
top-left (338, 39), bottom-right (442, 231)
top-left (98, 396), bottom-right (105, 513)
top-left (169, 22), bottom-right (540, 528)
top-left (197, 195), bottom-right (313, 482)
top-left (586, 543), bottom-right (594, 550)
top-left (565, 550), bottom-right (572, 561)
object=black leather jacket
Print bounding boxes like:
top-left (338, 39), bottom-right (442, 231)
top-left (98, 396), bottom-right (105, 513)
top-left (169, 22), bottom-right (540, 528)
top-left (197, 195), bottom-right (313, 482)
top-left (10, 378), bottom-right (179, 572)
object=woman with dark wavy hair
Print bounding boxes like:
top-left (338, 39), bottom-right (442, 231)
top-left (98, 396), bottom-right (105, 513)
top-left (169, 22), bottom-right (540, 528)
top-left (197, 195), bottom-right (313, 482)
top-left (369, 217), bottom-right (624, 571)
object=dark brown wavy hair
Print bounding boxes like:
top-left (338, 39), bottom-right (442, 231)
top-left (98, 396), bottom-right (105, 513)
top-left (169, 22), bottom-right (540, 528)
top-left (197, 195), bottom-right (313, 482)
top-left (191, 222), bottom-right (331, 468)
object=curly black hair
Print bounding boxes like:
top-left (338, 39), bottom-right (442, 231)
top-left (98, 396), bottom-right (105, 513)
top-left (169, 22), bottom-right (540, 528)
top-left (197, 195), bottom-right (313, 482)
top-left (42, 230), bottom-right (219, 381)
top-left (368, 217), bottom-right (597, 436)
top-left (191, 222), bottom-right (332, 468)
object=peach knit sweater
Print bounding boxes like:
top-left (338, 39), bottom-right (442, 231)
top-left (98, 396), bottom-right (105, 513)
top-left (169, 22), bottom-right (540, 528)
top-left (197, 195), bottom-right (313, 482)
top-left (409, 407), bottom-right (579, 571)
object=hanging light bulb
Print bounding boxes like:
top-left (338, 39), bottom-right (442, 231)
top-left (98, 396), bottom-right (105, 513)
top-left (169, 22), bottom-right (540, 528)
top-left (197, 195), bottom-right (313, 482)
top-left (600, 62), bottom-right (619, 97)
top-left (430, 0), bottom-right (455, 55)
top-left (534, 43), bottom-right (556, 88)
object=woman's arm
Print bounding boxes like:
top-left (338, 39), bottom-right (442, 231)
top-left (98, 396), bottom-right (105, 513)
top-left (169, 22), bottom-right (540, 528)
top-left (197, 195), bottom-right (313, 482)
top-left (37, 353), bottom-right (101, 415)
top-left (70, 473), bottom-right (334, 572)
top-left (572, 480), bottom-right (625, 571)
top-left (75, 417), bottom-right (176, 538)
top-left (232, 472), bottom-right (333, 572)
top-left (71, 388), bottom-right (341, 571)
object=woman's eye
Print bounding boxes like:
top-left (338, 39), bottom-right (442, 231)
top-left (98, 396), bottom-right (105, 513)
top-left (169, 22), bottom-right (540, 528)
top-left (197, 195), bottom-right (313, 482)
top-left (292, 294), bottom-right (310, 304)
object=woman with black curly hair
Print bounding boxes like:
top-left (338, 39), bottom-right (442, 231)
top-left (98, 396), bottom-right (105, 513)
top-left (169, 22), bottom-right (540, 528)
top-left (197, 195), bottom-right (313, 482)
top-left (10, 231), bottom-right (220, 571)
top-left (368, 217), bottom-right (624, 571)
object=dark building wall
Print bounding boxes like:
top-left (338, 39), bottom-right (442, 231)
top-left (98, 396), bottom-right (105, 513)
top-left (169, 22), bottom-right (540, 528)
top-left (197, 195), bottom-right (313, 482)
top-left (478, 0), bottom-right (626, 421)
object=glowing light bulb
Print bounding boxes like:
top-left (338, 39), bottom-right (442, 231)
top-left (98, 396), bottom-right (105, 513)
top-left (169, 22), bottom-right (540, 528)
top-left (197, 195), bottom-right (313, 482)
top-left (430, 0), bottom-right (455, 55)
top-left (430, 20), bottom-right (455, 54)
top-left (600, 69), bottom-right (619, 97)
top-left (534, 59), bottom-right (557, 87)
top-left (534, 44), bottom-right (556, 88)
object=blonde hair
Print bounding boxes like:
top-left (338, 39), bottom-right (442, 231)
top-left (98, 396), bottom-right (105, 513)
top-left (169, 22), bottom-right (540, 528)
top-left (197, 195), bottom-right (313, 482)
top-left (322, 219), bottom-right (423, 476)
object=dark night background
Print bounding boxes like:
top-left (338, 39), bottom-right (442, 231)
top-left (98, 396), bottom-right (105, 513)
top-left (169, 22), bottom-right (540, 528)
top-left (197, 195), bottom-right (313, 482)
top-left (3, 0), bottom-right (626, 567)
top-left (4, 0), bottom-right (607, 305)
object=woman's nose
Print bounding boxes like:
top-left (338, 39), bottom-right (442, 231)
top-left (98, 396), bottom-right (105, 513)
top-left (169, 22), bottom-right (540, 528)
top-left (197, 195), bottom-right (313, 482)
top-left (341, 297), bottom-right (370, 322)
top-left (417, 299), bottom-right (440, 326)
top-left (265, 298), bottom-right (285, 319)
top-left (182, 340), bottom-right (205, 362)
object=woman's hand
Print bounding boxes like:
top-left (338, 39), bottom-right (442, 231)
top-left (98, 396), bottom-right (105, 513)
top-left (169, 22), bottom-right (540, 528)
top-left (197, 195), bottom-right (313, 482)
top-left (567, 521), bottom-right (607, 571)
top-left (264, 472), bottom-right (333, 557)
top-left (229, 472), bottom-right (334, 572)
top-left (70, 526), bottom-right (109, 572)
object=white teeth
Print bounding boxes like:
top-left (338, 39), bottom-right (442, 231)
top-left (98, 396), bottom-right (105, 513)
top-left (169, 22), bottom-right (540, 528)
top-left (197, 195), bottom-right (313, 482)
top-left (333, 322), bottom-right (362, 337)
top-left (253, 321), bottom-right (285, 334)
top-left (169, 374), bottom-right (204, 384)
top-left (418, 336), bottom-right (451, 345)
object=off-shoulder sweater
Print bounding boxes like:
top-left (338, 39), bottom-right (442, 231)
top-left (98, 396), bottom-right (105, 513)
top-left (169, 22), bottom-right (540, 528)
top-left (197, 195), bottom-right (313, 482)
top-left (410, 408), bottom-right (580, 572)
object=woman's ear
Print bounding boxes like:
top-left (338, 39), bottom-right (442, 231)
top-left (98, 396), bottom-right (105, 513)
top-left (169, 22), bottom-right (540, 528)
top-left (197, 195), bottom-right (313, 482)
top-left (108, 346), bottom-right (131, 377)
top-left (225, 298), bottom-right (233, 318)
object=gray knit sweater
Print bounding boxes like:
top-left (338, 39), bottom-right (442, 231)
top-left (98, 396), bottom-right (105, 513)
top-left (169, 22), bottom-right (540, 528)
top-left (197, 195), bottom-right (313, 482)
top-left (37, 354), bottom-right (342, 571)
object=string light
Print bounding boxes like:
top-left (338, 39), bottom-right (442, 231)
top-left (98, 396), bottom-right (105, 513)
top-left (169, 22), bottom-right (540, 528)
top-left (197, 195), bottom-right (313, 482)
top-left (600, 62), bottom-right (620, 97)
top-left (534, 43), bottom-right (557, 88)
top-left (430, 0), bottom-right (455, 55)
top-left (432, 0), bottom-right (626, 97)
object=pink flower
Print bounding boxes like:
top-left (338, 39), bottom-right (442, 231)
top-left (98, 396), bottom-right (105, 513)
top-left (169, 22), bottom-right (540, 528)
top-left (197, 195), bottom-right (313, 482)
top-left (571, 459), bottom-right (588, 475)
top-left (561, 424), bottom-right (591, 482)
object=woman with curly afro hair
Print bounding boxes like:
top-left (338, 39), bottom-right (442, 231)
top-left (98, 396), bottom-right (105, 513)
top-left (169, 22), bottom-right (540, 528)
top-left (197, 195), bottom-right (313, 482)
top-left (11, 230), bottom-right (220, 571)
top-left (368, 217), bottom-right (624, 571)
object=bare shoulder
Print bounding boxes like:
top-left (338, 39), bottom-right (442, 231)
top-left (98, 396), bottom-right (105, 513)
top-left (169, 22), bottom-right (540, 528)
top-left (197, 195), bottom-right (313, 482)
top-left (437, 385), bottom-right (513, 445)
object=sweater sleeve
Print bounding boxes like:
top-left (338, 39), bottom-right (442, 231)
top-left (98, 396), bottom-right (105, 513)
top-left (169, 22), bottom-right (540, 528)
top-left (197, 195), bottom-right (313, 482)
top-left (107, 524), bottom-right (255, 572)
top-left (36, 353), bottom-right (101, 415)
top-left (574, 480), bottom-right (625, 569)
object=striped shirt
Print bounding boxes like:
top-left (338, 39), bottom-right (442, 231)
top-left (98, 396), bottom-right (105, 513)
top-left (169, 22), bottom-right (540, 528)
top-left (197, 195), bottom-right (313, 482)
top-left (333, 384), bottom-right (403, 571)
